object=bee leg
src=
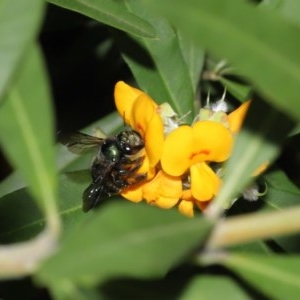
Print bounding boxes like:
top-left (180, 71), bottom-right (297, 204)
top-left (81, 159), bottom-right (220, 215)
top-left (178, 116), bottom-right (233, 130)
top-left (118, 156), bottom-right (145, 175)
top-left (126, 172), bottom-right (147, 185)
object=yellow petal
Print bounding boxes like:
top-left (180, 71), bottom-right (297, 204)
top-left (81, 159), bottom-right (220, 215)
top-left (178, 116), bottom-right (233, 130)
top-left (120, 157), bottom-right (157, 202)
top-left (132, 93), bottom-right (156, 136)
top-left (228, 100), bottom-right (251, 134)
top-left (192, 121), bottom-right (233, 163)
top-left (161, 125), bottom-right (194, 176)
top-left (131, 93), bottom-right (164, 167)
top-left (134, 155), bottom-right (156, 180)
top-left (121, 184), bottom-right (143, 203)
top-left (114, 81), bottom-right (143, 125)
top-left (145, 113), bottom-right (164, 167)
top-left (253, 162), bottom-right (268, 176)
top-left (190, 163), bottom-right (221, 201)
top-left (178, 199), bottom-right (194, 217)
top-left (162, 122), bottom-right (233, 176)
top-left (142, 170), bottom-right (182, 209)
top-left (195, 201), bottom-right (210, 211)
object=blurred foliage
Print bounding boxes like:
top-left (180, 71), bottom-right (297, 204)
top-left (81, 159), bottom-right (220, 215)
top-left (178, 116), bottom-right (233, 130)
top-left (1, 0), bottom-right (300, 299)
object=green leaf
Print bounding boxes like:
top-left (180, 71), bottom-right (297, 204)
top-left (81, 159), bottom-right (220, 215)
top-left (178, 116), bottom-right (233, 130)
top-left (180, 275), bottom-right (252, 300)
top-left (263, 168), bottom-right (300, 253)
top-left (150, 0), bottom-right (300, 122)
top-left (96, 273), bottom-right (252, 299)
top-left (176, 30), bottom-right (205, 93)
top-left (219, 77), bottom-right (251, 102)
top-left (0, 44), bottom-right (57, 217)
top-left (0, 0), bottom-right (44, 103)
top-left (264, 168), bottom-right (300, 210)
top-left (0, 188), bottom-right (44, 243)
top-left (219, 253), bottom-right (300, 300)
top-left (37, 202), bottom-right (212, 285)
top-left (115, 0), bottom-right (195, 122)
top-left (210, 99), bottom-right (295, 215)
top-left (276, 0), bottom-right (300, 26)
top-left (259, 0), bottom-right (283, 10)
top-left (0, 171), bottom-right (90, 244)
top-left (47, 0), bottom-right (156, 38)
top-left (0, 171), bottom-right (24, 199)
top-left (48, 280), bottom-right (100, 300)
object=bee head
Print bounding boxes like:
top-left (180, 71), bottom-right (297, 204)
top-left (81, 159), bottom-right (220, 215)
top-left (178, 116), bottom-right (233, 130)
top-left (117, 130), bottom-right (144, 155)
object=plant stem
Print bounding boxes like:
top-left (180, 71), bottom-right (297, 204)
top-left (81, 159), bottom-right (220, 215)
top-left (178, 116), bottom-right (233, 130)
top-left (206, 206), bottom-right (300, 249)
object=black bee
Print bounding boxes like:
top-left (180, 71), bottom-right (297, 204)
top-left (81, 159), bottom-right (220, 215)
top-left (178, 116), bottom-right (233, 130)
top-left (59, 130), bottom-right (146, 212)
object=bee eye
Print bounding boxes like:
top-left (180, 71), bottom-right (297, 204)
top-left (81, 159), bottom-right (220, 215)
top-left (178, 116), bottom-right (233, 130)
top-left (101, 141), bottom-right (120, 162)
top-left (117, 130), bottom-right (144, 154)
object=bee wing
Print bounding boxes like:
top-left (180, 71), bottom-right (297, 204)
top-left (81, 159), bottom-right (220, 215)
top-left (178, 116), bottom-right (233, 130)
top-left (82, 181), bottom-right (105, 212)
top-left (58, 131), bottom-right (104, 154)
top-left (82, 164), bottom-right (115, 212)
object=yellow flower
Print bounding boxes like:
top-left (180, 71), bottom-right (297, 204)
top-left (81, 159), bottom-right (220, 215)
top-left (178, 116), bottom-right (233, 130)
top-left (159, 120), bottom-right (233, 217)
top-left (114, 81), bottom-right (164, 201)
top-left (152, 100), bottom-right (252, 217)
top-left (113, 81), bottom-right (259, 217)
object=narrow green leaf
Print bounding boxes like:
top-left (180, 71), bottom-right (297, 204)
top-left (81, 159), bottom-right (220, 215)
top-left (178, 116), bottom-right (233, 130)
top-left (259, 0), bottom-right (283, 10)
top-left (180, 275), bottom-right (252, 300)
top-left (0, 188), bottom-right (44, 243)
top-left (47, 0), bottom-right (156, 38)
top-left (0, 171), bottom-right (24, 199)
top-left (115, 0), bottom-right (195, 122)
top-left (48, 280), bottom-right (100, 300)
top-left (0, 172), bottom-right (89, 244)
top-left (151, 0), bottom-right (300, 121)
top-left (0, 45), bottom-right (57, 217)
top-left (37, 202), bottom-right (212, 285)
top-left (276, 0), bottom-right (300, 26)
top-left (289, 123), bottom-right (300, 136)
top-left (220, 253), bottom-right (300, 300)
top-left (263, 168), bottom-right (300, 253)
top-left (97, 273), bottom-right (252, 299)
top-left (219, 77), bottom-right (251, 102)
top-left (264, 168), bottom-right (300, 210)
top-left (176, 30), bottom-right (205, 93)
top-left (0, 0), bottom-right (44, 103)
top-left (210, 99), bottom-right (295, 215)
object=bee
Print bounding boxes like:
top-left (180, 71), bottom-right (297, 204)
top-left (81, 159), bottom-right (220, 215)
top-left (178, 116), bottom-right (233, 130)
top-left (59, 130), bottom-right (146, 212)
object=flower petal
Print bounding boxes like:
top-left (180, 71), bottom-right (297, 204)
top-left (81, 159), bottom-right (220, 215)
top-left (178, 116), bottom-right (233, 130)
top-left (114, 81), bottom-right (143, 125)
top-left (145, 113), bottom-right (164, 167)
top-left (228, 100), bottom-right (251, 134)
top-left (121, 184), bottom-right (143, 203)
top-left (142, 170), bottom-right (182, 209)
top-left (161, 125), bottom-right (194, 176)
top-left (192, 121), bottom-right (233, 163)
top-left (190, 163), bottom-right (221, 201)
top-left (253, 162), bottom-right (268, 176)
top-left (135, 155), bottom-right (156, 179)
top-left (195, 201), bottom-right (210, 211)
top-left (178, 199), bottom-right (194, 217)
top-left (132, 93), bottom-right (156, 136)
